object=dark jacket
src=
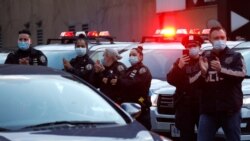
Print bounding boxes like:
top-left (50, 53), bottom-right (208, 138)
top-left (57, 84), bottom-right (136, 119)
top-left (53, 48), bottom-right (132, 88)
top-left (66, 55), bottom-right (95, 85)
top-left (4, 48), bottom-right (47, 66)
top-left (167, 58), bottom-right (203, 108)
top-left (201, 47), bottom-right (246, 115)
top-left (167, 58), bottom-right (203, 130)
top-left (119, 62), bottom-right (152, 109)
top-left (94, 61), bottom-right (126, 103)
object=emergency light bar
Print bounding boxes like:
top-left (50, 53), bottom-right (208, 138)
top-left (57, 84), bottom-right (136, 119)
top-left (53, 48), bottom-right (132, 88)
top-left (99, 31), bottom-right (110, 37)
top-left (87, 31), bottom-right (98, 37)
top-left (60, 31), bottom-right (74, 37)
top-left (202, 29), bottom-right (211, 35)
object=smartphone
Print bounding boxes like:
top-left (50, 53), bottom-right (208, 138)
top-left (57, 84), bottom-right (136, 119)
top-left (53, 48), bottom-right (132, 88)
top-left (182, 49), bottom-right (189, 56)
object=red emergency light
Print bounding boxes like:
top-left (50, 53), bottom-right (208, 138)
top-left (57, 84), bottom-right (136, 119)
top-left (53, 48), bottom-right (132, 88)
top-left (87, 31), bottom-right (99, 37)
top-left (154, 27), bottom-right (176, 37)
top-left (60, 31), bottom-right (75, 37)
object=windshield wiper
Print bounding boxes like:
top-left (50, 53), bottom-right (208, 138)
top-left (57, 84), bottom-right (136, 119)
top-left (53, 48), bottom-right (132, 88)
top-left (23, 121), bottom-right (117, 129)
top-left (0, 127), bottom-right (11, 132)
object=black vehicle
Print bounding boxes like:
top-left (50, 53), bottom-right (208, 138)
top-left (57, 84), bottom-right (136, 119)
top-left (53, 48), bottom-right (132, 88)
top-left (0, 65), bottom-right (170, 141)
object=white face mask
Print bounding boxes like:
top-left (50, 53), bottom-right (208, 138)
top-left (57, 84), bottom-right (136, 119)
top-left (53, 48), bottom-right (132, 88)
top-left (75, 48), bottom-right (87, 56)
top-left (189, 47), bottom-right (200, 58)
top-left (213, 40), bottom-right (226, 51)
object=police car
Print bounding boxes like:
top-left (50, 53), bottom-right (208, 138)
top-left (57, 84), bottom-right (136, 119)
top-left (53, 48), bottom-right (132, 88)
top-left (33, 31), bottom-right (135, 69)
top-left (0, 64), bottom-right (171, 141)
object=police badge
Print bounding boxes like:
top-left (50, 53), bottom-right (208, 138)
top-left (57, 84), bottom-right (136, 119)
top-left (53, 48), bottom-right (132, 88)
top-left (225, 57), bottom-right (233, 64)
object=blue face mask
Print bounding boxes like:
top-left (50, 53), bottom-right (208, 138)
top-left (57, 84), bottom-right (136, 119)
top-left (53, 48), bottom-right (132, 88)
top-left (129, 56), bottom-right (139, 65)
top-left (75, 48), bottom-right (87, 56)
top-left (213, 40), bottom-right (226, 51)
top-left (18, 41), bottom-right (30, 51)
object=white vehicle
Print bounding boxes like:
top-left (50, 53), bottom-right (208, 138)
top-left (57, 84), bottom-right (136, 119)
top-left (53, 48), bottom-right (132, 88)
top-left (33, 31), bottom-right (135, 69)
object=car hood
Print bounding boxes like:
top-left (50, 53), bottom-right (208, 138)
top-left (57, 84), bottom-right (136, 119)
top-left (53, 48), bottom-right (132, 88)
top-left (0, 122), bottom-right (166, 141)
top-left (150, 78), bottom-right (250, 97)
top-left (150, 79), bottom-right (176, 96)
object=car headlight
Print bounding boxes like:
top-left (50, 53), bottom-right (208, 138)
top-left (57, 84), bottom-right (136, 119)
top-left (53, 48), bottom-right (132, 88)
top-left (151, 93), bottom-right (159, 107)
top-left (243, 95), bottom-right (250, 109)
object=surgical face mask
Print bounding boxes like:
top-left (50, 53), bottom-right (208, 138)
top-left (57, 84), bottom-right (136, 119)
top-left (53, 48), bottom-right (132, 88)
top-left (129, 56), bottom-right (139, 65)
top-left (189, 47), bottom-right (200, 58)
top-left (75, 48), bottom-right (87, 56)
top-left (213, 40), bottom-right (226, 51)
top-left (18, 41), bottom-right (30, 51)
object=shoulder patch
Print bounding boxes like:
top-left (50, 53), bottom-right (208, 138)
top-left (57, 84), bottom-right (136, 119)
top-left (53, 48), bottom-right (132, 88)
top-left (117, 65), bottom-right (125, 72)
top-left (139, 67), bottom-right (147, 74)
top-left (86, 64), bottom-right (93, 70)
top-left (225, 57), bottom-right (233, 64)
top-left (40, 56), bottom-right (46, 63)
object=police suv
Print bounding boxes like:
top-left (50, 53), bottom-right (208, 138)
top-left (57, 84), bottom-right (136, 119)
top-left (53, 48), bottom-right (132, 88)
top-left (33, 31), bottom-right (136, 69)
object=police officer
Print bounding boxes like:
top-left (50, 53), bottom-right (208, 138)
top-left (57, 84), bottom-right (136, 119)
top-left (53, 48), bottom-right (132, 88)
top-left (93, 48), bottom-right (126, 103)
top-left (5, 29), bottom-right (47, 66)
top-left (63, 35), bottom-right (95, 85)
top-left (167, 35), bottom-right (204, 141)
top-left (198, 26), bottom-right (246, 141)
top-left (114, 46), bottom-right (152, 130)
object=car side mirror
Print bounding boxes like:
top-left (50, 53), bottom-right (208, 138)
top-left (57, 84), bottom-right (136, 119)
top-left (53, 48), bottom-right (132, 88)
top-left (121, 103), bottom-right (141, 119)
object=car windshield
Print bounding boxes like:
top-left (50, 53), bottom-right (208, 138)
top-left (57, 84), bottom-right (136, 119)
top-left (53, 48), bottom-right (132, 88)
top-left (120, 49), bottom-right (182, 80)
top-left (0, 75), bottom-right (126, 130)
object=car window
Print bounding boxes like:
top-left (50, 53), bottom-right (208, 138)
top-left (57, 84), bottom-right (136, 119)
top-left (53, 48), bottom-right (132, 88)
top-left (90, 51), bottom-right (105, 62)
top-left (237, 50), bottom-right (250, 77)
top-left (0, 75), bottom-right (126, 129)
top-left (120, 49), bottom-right (182, 80)
top-left (41, 50), bottom-right (77, 70)
top-left (234, 42), bottom-right (250, 49)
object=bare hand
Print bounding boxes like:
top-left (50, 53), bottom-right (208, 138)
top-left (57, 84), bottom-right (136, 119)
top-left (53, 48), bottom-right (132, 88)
top-left (110, 76), bottom-right (118, 85)
top-left (95, 60), bottom-right (105, 73)
top-left (102, 77), bottom-right (108, 84)
top-left (178, 55), bottom-right (190, 69)
top-left (63, 58), bottom-right (73, 70)
top-left (199, 56), bottom-right (208, 76)
top-left (211, 57), bottom-right (221, 72)
top-left (19, 57), bottom-right (29, 65)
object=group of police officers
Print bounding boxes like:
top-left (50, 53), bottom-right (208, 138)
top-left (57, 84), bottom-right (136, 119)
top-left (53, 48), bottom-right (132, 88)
top-left (4, 27), bottom-right (247, 141)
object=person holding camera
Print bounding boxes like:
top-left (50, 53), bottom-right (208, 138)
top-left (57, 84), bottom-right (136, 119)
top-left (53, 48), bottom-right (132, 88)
top-left (167, 34), bottom-right (204, 141)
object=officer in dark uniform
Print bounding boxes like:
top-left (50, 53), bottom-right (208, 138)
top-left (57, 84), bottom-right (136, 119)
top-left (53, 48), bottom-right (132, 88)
top-left (198, 26), bottom-right (246, 141)
top-left (63, 35), bottom-right (95, 85)
top-left (5, 29), bottom-right (47, 66)
top-left (93, 48), bottom-right (126, 103)
top-left (167, 35), bottom-right (204, 141)
top-left (114, 46), bottom-right (152, 130)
